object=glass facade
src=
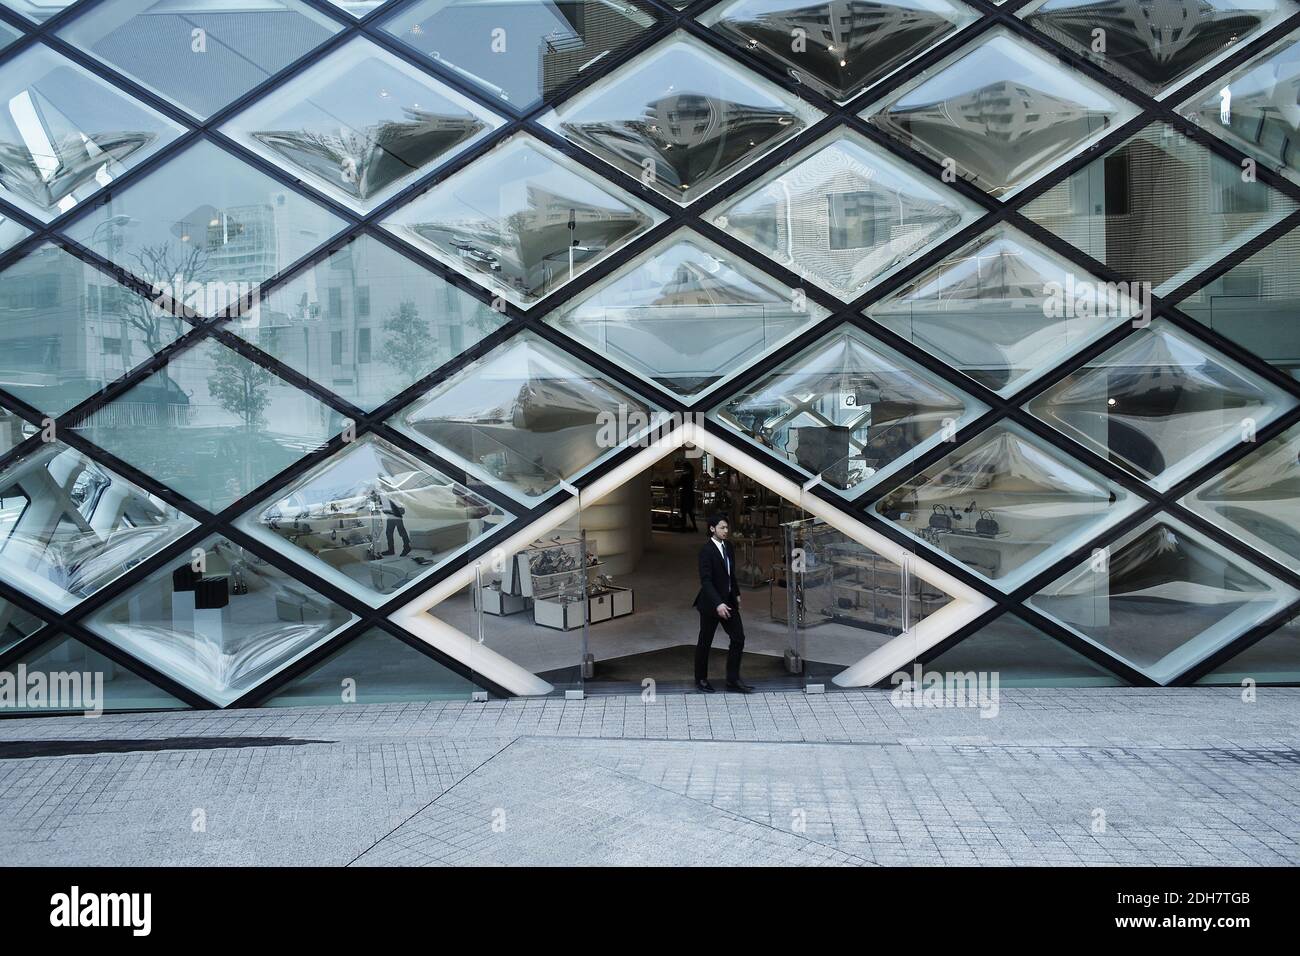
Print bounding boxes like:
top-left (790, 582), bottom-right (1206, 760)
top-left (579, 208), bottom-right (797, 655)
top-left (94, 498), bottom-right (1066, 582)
top-left (0, 0), bottom-right (1296, 712)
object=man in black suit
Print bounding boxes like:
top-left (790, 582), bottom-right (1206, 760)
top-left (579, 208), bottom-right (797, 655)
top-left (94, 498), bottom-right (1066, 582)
top-left (693, 515), bottom-right (755, 694)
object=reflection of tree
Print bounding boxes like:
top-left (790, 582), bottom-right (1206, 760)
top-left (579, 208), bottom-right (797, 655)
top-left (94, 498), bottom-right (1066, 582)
top-left (380, 299), bottom-right (431, 381)
top-left (123, 242), bottom-right (211, 354)
top-left (207, 349), bottom-right (272, 429)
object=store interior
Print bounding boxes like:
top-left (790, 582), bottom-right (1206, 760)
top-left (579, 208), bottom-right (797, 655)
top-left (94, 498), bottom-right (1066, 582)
top-left (431, 452), bottom-right (946, 693)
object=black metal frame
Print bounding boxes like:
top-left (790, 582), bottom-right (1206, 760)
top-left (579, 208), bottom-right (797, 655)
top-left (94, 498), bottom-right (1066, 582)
top-left (0, 0), bottom-right (1296, 710)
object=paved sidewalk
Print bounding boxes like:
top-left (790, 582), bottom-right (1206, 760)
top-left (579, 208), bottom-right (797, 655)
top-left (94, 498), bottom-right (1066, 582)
top-left (0, 688), bottom-right (1297, 866)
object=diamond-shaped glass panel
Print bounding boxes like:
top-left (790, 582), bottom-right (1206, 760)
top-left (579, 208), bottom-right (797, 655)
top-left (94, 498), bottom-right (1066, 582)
top-left (73, 338), bottom-right (343, 512)
top-left (0, 1), bottom-right (72, 23)
top-left (1021, 123), bottom-right (1299, 295)
top-left (235, 433), bottom-right (513, 606)
top-left (379, 0), bottom-right (659, 112)
top-left (701, 0), bottom-right (980, 105)
top-left (1178, 31), bottom-right (1300, 186)
top-left (230, 235), bottom-right (507, 412)
top-left (0, 243), bottom-right (189, 417)
top-left (1028, 320), bottom-right (1299, 491)
top-left (548, 228), bottom-right (830, 400)
top-left (869, 225), bottom-right (1140, 396)
top-left (0, 442), bottom-right (197, 612)
top-left (707, 128), bottom-right (983, 301)
top-left (382, 134), bottom-right (663, 309)
top-left (1019, 0), bottom-right (1298, 98)
top-left (1174, 225), bottom-right (1300, 374)
top-left (1182, 421), bottom-right (1300, 570)
top-left (875, 423), bottom-right (1139, 588)
top-left (540, 31), bottom-right (823, 205)
top-left (84, 534), bottom-right (358, 706)
top-left (221, 38), bottom-right (503, 214)
top-left (0, 214), bottom-right (29, 255)
top-left (710, 322), bottom-right (986, 494)
top-left (1028, 514), bottom-right (1300, 684)
top-left (926, 612), bottom-right (1126, 685)
top-left (389, 330), bottom-right (665, 504)
top-left (0, 45), bottom-right (184, 222)
top-left (63, 140), bottom-right (347, 299)
top-left (4, 633), bottom-right (188, 711)
top-left (0, 596), bottom-right (45, 658)
top-left (863, 28), bottom-right (1140, 198)
top-left (263, 626), bottom-right (475, 706)
top-left (58, 0), bottom-right (343, 120)
top-left (1195, 608), bottom-right (1300, 684)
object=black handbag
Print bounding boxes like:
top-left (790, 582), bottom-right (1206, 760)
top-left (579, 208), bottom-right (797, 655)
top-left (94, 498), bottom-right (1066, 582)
top-left (975, 510), bottom-right (999, 537)
top-left (928, 504), bottom-right (953, 531)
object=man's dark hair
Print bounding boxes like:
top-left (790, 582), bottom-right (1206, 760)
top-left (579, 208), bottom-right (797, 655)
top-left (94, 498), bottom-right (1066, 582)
top-left (706, 514), bottom-right (727, 532)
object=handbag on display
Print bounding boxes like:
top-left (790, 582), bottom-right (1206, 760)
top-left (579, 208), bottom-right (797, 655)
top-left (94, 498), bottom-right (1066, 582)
top-left (928, 504), bottom-right (953, 531)
top-left (975, 510), bottom-right (999, 537)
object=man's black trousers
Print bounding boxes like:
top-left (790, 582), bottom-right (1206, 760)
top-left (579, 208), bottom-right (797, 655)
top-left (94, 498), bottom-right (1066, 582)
top-left (695, 607), bottom-right (745, 683)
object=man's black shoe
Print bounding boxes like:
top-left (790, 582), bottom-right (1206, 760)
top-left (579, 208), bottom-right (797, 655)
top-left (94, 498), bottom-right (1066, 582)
top-left (725, 681), bottom-right (755, 694)
top-left (696, 680), bottom-right (715, 693)
top-left (400, 546), bottom-right (412, 557)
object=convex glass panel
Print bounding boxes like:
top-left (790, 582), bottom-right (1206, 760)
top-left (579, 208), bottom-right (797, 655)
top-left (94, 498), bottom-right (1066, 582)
top-left (222, 38), bottom-right (503, 214)
top-left (701, 0), bottom-right (980, 104)
top-left (708, 128), bottom-right (982, 300)
top-left (85, 534), bottom-right (358, 706)
top-left (382, 134), bottom-right (662, 308)
top-left (0, 45), bottom-right (184, 221)
top-left (0, 442), bottom-right (197, 612)
top-left (540, 31), bottom-right (823, 205)
top-left (548, 229), bottom-right (830, 400)
top-left (711, 323), bottom-right (986, 494)
top-left (1028, 514), bottom-right (1300, 684)
top-left (236, 433), bottom-right (512, 606)
top-left (1028, 320), bottom-right (1299, 491)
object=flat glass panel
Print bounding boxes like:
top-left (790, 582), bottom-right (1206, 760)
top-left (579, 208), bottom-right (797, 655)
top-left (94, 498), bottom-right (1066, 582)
top-left (58, 0), bottom-right (342, 119)
top-left (701, 0), bottom-right (980, 105)
top-left (1028, 514), bottom-right (1300, 684)
top-left (389, 330), bottom-right (664, 505)
top-left (1181, 421), bottom-right (1300, 569)
top-left (221, 38), bottom-right (503, 214)
top-left (0, 45), bottom-right (183, 222)
top-left (707, 128), bottom-right (983, 301)
top-left (0, 1), bottom-right (73, 23)
top-left (710, 323), bottom-right (986, 495)
top-left (73, 338), bottom-right (342, 512)
top-left (1019, 0), bottom-right (1297, 98)
top-left (382, 134), bottom-right (662, 308)
top-left (84, 534), bottom-right (358, 706)
top-left (869, 225), bottom-right (1140, 396)
top-left (875, 423), bottom-right (1139, 589)
top-left (0, 442), bottom-right (197, 612)
top-left (63, 140), bottom-right (347, 300)
top-left (3, 634), bottom-right (187, 712)
top-left (1196, 609), bottom-right (1300, 683)
top-left (926, 612), bottom-right (1125, 686)
top-left (1179, 31), bottom-right (1300, 188)
top-left (1021, 123), bottom-right (1298, 295)
top-left (379, 0), bottom-right (658, 111)
top-left (1027, 320), bottom-right (1299, 491)
top-left (263, 626), bottom-right (475, 705)
top-left (0, 596), bottom-right (45, 657)
top-left (863, 28), bottom-right (1140, 198)
top-left (230, 235), bottom-right (507, 412)
top-left (548, 228), bottom-right (830, 400)
top-left (235, 433), bottom-right (513, 606)
top-left (0, 243), bottom-right (188, 417)
top-left (539, 31), bottom-right (823, 205)
top-left (1175, 226), bottom-right (1300, 379)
